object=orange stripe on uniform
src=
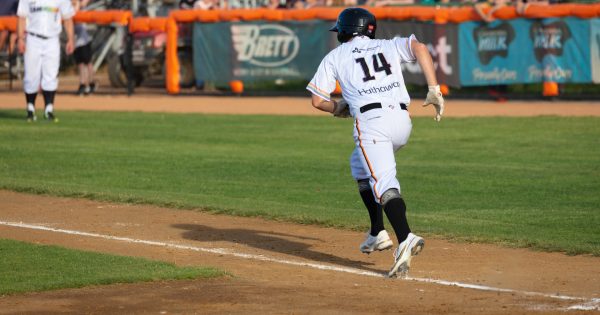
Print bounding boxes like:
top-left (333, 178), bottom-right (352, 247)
top-left (356, 120), bottom-right (381, 201)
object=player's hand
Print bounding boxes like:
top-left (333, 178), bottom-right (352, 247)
top-left (17, 38), bottom-right (25, 54)
top-left (333, 99), bottom-right (351, 118)
top-left (422, 85), bottom-right (445, 122)
top-left (65, 39), bottom-right (74, 55)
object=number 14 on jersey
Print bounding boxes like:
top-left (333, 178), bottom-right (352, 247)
top-left (355, 53), bottom-right (392, 82)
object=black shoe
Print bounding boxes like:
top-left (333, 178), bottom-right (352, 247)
top-left (76, 84), bottom-right (89, 96)
top-left (26, 111), bottom-right (37, 123)
top-left (45, 112), bottom-right (59, 123)
top-left (89, 82), bottom-right (97, 94)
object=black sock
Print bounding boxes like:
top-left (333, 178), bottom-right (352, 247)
top-left (383, 198), bottom-right (411, 244)
top-left (359, 189), bottom-right (384, 236)
top-left (25, 93), bottom-right (37, 106)
top-left (42, 90), bottom-right (56, 107)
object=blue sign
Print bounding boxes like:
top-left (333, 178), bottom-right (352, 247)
top-left (193, 21), bottom-right (330, 86)
top-left (459, 18), bottom-right (592, 86)
top-left (592, 19), bottom-right (600, 83)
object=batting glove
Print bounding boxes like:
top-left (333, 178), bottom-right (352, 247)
top-left (333, 99), bottom-right (351, 118)
top-left (423, 85), bottom-right (445, 122)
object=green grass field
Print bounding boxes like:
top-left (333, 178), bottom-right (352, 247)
top-left (0, 238), bottom-right (224, 295)
top-left (0, 110), bottom-right (598, 255)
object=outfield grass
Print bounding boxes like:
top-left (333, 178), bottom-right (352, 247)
top-left (0, 239), bottom-right (224, 295)
top-left (0, 110), bottom-right (598, 255)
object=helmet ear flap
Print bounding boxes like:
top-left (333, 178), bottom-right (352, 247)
top-left (337, 32), bottom-right (354, 43)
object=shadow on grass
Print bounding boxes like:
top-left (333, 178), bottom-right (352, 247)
top-left (173, 223), bottom-right (383, 274)
top-left (0, 110), bottom-right (26, 121)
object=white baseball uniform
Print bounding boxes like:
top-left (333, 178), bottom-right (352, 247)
top-left (17, 0), bottom-right (75, 94)
top-left (307, 35), bottom-right (418, 203)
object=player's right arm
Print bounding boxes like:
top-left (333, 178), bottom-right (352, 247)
top-left (408, 38), bottom-right (445, 122)
top-left (16, 17), bottom-right (26, 54)
top-left (16, 0), bottom-right (28, 54)
top-left (307, 53), bottom-right (339, 114)
top-left (311, 94), bottom-right (340, 114)
top-left (411, 40), bottom-right (438, 88)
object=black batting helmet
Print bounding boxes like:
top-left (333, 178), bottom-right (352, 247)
top-left (330, 8), bottom-right (377, 43)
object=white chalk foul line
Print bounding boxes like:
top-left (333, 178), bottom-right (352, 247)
top-left (1, 220), bottom-right (598, 311)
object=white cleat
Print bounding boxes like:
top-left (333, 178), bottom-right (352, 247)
top-left (360, 230), bottom-right (393, 254)
top-left (388, 233), bottom-right (424, 278)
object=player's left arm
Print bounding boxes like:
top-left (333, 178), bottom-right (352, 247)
top-left (411, 39), bottom-right (445, 122)
top-left (63, 18), bottom-right (75, 54)
top-left (61, 0), bottom-right (76, 55)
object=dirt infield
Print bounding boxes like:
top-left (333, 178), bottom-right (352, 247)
top-left (0, 92), bottom-right (599, 314)
top-left (1, 191), bottom-right (599, 314)
top-left (1, 92), bottom-right (600, 117)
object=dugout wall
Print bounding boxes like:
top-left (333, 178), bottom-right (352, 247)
top-left (166, 4), bottom-right (600, 94)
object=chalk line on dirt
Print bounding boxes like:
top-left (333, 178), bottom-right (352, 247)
top-left (1, 220), bottom-right (598, 311)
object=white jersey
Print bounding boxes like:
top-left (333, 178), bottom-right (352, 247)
top-left (307, 35), bottom-right (417, 118)
top-left (17, 0), bottom-right (75, 38)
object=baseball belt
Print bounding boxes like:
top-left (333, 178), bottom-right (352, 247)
top-left (360, 103), bottom-right (408, 113)
top-left (27, 32), bottom-right (49, 40)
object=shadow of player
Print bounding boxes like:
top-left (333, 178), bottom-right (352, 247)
top-left (0, 109), bottom-right (28, 120)
top-left (173, 223), bottom-right (383, 274)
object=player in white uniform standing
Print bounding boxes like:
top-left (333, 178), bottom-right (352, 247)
top-left (17, 0), bottom-right (75, 122)
top-left (307, 8), bottom-right (444, 278)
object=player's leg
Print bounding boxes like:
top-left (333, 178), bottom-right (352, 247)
top-left (350, 148), bottom-right (392, 254)
top-left (83, 43), bottom-right (96, 93)
top-left (24, 93), bottom-right (38, 122)
top-left (23, 36), bottom-right (43, 122)
top-left (384, 110), bottom-right (423, 277)
top-left (351, 148), bottom-right (384, 235)
top-left (354, 137), bottom-right (405, 240)
top-left (383, 187), bottom-right (424, 278)
top-left (353, 127), bottom-right (423, 276)
top-left (74, 43), bottom-right (91, 96)
top-left (0, 30), bottom-right (7, 51)
top-left (41, 90), bottom-right (57, 122)
top-left (40, 38), bottom-right (60, 122)
top-left (76, 62), bottom-right (88, 96)
top-left (88, 62), bottom-right (96, 93)
top-left (378, 109), bottom-right (414, 244)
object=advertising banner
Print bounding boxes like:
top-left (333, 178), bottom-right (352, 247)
top-left (592, 19), bottom-right (600, 83)
top-left (193, 18), bottom-right (597, 88)
top-left (193, 21), bottom-right (330, 85)
top-left (459, 18), bottom-right (591, 86)
top-left (378, 21), bottom-right (460, 87)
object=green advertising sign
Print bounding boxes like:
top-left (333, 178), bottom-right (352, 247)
top-left (193, 21), bottom-right (332, 85)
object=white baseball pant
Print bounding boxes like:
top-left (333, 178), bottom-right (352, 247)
top-left (350, 106), bottom-right (412, 203)
top-left (23, 35), bottom-right (60, 94)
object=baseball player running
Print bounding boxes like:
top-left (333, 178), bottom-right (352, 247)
top-left (307, 8), bottom-right (444, 278)
top-left (17, 0), bottom-right (75, 122)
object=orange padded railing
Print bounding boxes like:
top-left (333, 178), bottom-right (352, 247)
top-left (73, 10), bottom-right (132, 25)
top-left (0, 11), bottom-right (131, 31)
top-left (129, 17), bottom-right (168, 32)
